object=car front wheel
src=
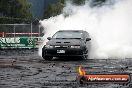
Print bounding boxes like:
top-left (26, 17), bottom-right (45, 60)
top-left (43, 56), bottom-right (53, 61)
top-left (81, 55), bottom-right (88, 60)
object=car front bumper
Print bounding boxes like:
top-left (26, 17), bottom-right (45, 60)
top-left (42, 48), bottom-right (85, 57)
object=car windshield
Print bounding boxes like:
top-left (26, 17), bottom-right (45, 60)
top-left (52, 31), bottom-right (83, 39)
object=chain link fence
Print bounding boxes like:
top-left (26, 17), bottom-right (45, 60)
top-left (0, 24), bottom-right (44, 37)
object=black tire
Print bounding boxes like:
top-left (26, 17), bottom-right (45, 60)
top-left (43, 56), bottom-right (53, 61)
top-left (81, 50), bottom-right (88, 60)
top-left (42, 49), bottom-right (53, 61)
top-left (81, 55), bottom-right (88, 60)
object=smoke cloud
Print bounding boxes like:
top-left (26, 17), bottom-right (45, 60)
top-left (39, 0), bottom-right (132, 59)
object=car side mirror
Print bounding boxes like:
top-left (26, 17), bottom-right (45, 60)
top-left (47, 37), bottom-right (51, 40)
top-left (86, 38), bottom-right (91, 41)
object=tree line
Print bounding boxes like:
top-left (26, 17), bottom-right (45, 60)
top-left (0, 0), bottom-right (32, 24)
top-left (0, 0), bottom-right (106, 23)
top-left (44, 0), bottom-right (106, 19)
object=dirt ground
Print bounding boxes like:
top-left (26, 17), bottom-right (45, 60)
top-left (0, 49), bottom-right (132, 88)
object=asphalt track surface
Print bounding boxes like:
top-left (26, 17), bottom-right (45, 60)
top-left (0, 49), bottom-right (132, 88)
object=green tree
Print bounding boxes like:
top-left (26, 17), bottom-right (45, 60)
top-left (91, 0), bottom-right (106, 6)
top-left (43, 0), bottom-right (106, 19)
top-left (0, 0), bottom-right (32, 19)
top-left (72, 0), bottom-right (85, 5)
top-left (44, 0), bottom-right (64, 19)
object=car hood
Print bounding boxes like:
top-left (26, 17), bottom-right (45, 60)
top-left (46, 39), bottom-right (83, 46)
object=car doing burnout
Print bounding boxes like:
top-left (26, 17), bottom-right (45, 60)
top-left (42, 30), bottom-right (91, 60)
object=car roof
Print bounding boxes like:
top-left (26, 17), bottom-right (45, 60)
top-left (58, 30), bottom-right (85, 32)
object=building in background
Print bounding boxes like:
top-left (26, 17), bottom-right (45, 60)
top-left (28, 0), bottom-right (57, 19)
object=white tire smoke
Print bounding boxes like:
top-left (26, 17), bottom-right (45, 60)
top-left (39, 0), bottom-right (132, 59)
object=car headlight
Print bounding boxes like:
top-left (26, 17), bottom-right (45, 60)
top-left (70, 45), bottom-right (80, 48)
top-left (45, 45), bottom-right (54, 48)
